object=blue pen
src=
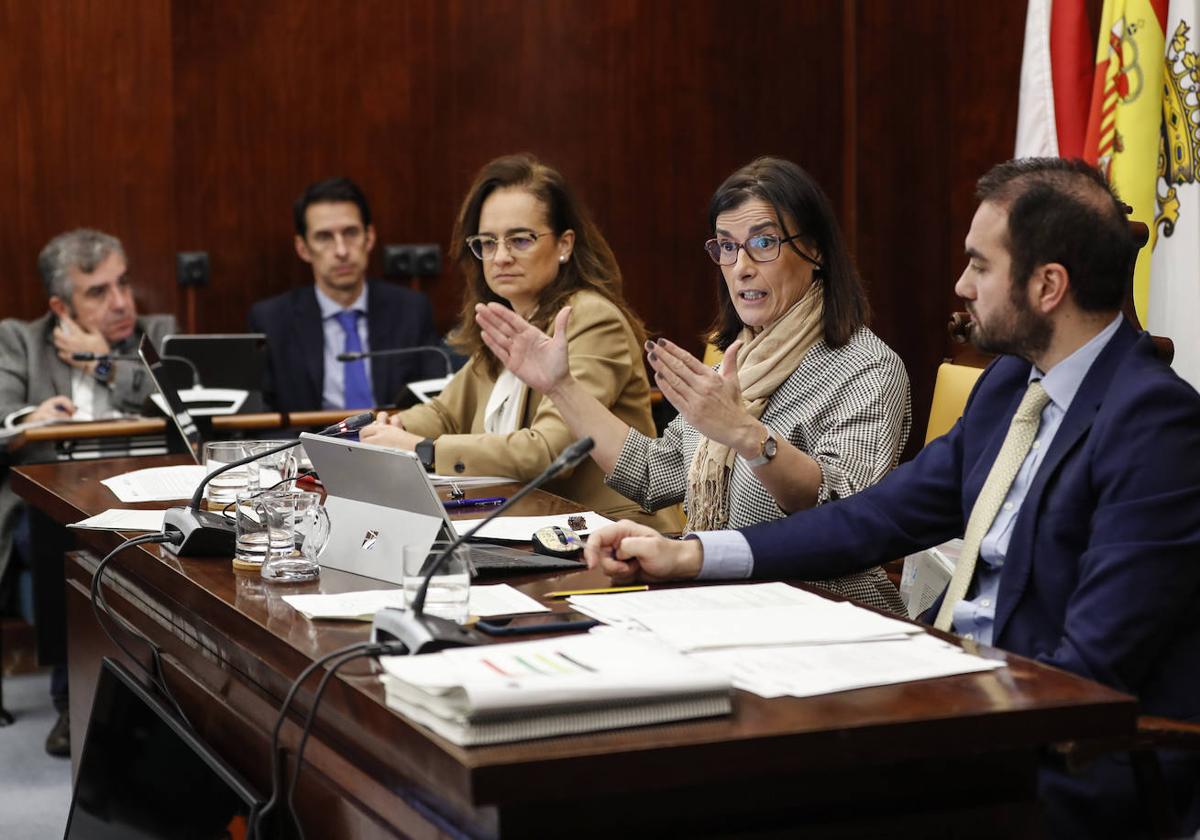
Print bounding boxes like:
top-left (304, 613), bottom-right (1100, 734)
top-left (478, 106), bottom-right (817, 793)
top-left (443, 496), bottom-right (507, 510)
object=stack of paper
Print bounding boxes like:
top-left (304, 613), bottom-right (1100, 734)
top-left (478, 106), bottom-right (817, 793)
top-left (689, 634), bottom-right (1003, 699)
top-left (568, 582), bottom-right (1005, 701)
top-left (282, 584), bottom-right (548, 621)
top-left (379, 632), bottom-right (732, 745)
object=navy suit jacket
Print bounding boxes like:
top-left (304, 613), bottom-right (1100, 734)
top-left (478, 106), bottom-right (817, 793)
top-left (737, 320), bottom-right (1200, 832)
top-left (742, 320), bottom-right (1200, 717)
top-left (247, 280), bottom-right (444, 413)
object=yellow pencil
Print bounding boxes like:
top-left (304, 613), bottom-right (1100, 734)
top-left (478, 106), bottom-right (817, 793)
top-left (543, 585), bottom-right (649, 599)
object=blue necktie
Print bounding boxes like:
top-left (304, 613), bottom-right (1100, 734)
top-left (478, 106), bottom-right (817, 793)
top-left (334, 310), bottom-right (373, 409)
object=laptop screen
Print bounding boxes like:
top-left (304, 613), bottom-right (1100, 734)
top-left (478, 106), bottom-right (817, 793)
top-left (138, 333), bottom-right (204, 463)
top-left (64, 658), bottom-right (261, 839)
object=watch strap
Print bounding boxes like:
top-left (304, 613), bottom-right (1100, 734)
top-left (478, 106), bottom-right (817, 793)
top-left (743, 427), bottom-right (777, 468)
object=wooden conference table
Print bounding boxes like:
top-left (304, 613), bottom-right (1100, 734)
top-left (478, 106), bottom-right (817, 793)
top-left (13, 455), bottom-right (1135, 838)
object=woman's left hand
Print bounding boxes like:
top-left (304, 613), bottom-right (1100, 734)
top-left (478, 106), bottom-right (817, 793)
top-left (648, 339), bottom-right (758, 453)
top-left (360, 421), bottom-right (423, 452)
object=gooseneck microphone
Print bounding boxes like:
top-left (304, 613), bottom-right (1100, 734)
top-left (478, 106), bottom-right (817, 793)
top-left (161, 411), bottom-right (375, 557)
top-left (74, 351), bottom-right (203, 388)
top-left (371, 436), bottom-right (595, 655)
top-left (335, 345), bottom-right (454, 377)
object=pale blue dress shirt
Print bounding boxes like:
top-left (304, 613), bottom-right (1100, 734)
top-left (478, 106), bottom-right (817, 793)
top-left (315, 285), bottom-right (372, 410)
top-left (692, 314), bottom-right (1126, 644)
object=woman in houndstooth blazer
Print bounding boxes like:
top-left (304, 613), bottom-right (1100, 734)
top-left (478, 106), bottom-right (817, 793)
top-left (476, 158), bottom-right (911, 613)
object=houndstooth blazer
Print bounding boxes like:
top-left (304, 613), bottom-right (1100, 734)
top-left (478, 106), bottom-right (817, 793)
top-left (607, 327), bottom-right (911, 613)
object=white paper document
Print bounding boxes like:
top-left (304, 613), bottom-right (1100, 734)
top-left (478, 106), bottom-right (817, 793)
top-left (690, 634), bottom-right (1004, 699)
top-left (568, 582), bottom-right (824, 626)
top-left (282, 584), bottom-right (549, 621)
top-left (101, 464), bottom-right (209, 503)
top-left (455, 511), bottom-right (615, 542)
top-left (631, 602), bottom-right (921, 652)
top-left (69, 509), bottom-right (168, 532)
top-left (899, 539), bottom-right (961, 619)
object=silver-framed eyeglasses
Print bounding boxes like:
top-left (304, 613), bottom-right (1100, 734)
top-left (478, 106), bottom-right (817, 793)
top-left (466, 231), bottom-right (554, 261)
top-left (703, 232), bottom-right (819, 267)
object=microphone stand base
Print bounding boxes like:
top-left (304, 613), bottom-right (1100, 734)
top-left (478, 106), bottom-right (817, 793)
top-left (162, 507), bottom-right (237, 558)
top-left (371, 607), bottom-right (484, 655)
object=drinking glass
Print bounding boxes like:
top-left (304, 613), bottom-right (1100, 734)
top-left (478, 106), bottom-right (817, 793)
top-left (262, 492), bottom-right (329, 583)
top-left (204, 441), bottom-right (261, 507)
top-left (233, 490), bottom-right (295, 571)
top-left (401, 542), bottom-right (471, 623)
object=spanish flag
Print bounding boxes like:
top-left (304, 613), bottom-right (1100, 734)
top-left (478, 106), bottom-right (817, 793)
top-left (1082, 0), bottom-right (1168, 322)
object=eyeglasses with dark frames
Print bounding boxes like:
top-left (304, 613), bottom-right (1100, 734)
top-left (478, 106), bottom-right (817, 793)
top-left (703, 232), bottom-right (820, 267)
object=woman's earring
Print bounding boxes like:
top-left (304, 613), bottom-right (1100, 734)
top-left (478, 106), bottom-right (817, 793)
top-left (559, 255), bottom-right (567, 263)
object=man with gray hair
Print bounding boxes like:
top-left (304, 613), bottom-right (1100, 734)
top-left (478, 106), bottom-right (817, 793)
top-left (0, 228), bottom-right (175, 756)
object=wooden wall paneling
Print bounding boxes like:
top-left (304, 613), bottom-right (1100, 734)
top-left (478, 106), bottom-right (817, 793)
top-left (169, 0), bottom-right (846, 357)
top-left (0, 0), bottom-right (175, 322)
top-left (852, 0), bottom-right (1025, 455)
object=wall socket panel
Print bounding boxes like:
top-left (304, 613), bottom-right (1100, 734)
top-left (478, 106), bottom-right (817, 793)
top-left (383, 243), bottom-right (442, 278)
top-left (176, 251), bottom-right (210, 287)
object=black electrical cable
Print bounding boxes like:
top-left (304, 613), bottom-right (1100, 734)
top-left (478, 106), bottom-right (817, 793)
top-left (252, 640), bottom-right (397, 837)
top-left (286, 647), bottom-right (385, 840)
top-left (88, 531), bottom-right (191, 726)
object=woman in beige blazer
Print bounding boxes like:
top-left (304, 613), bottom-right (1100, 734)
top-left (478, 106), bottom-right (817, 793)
top-left (361, 154), bottom-right (678, 530)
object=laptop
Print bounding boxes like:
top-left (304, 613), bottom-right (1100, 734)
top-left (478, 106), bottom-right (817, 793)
top-left (300, 433), bottom-right (584, 583)
top-left (64, 657), bottom-right (262, 838)
top-left (138, 333), bottom-right (205, 463)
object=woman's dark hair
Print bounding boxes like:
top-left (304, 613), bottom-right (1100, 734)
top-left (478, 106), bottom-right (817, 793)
top-left (705, 157), bottom-right (868, 349)
top-left (449, 154), bottom-right (645, 375)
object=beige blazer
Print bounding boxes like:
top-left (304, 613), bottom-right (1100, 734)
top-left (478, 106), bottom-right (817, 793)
top-left (398, 290), bottom-right (680, 530)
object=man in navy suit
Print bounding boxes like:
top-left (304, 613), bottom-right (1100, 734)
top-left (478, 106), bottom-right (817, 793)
top-left (248, 177), bottom-right (445, 413)
top-left (585, 158), bottom-right (1200, 837)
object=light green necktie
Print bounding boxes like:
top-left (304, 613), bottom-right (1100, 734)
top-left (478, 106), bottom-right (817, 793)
top-left (934, 381), bottom-right (1051, 632)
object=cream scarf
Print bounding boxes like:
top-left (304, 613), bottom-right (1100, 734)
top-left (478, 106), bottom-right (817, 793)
top-left (685, 282), bottom-right (824, 532)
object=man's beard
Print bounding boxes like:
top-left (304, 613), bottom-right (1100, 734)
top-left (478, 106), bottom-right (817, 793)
top-left (968, 286), bottom-right (1053, 360)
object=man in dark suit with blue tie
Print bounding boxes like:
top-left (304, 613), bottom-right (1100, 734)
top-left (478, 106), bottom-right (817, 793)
top-left (248, 177), bottom-right (445, 413)
top-left (584, 158), bottom-right (1200, 837)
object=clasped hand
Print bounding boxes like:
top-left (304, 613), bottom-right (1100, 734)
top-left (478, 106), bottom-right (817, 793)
top-left (583, 520), bottom-right (703, 583)
top-left (359, 410), bottom-right (422, 451)
top-left (52, 313), bottom-right (110, 375)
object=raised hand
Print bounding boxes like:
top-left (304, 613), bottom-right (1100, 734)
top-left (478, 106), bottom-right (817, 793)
top-left (647, 338), bottom-right (759, 454)
top-left (584, 520), bottom-right (704, 583)
top-left (52, 313), bottom-right (109, 373)
top-left (475, 303), bottom-right (572, 395)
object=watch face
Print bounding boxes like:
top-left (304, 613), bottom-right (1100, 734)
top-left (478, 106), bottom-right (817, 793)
top-left (763, 436), bottom-right (778, 458)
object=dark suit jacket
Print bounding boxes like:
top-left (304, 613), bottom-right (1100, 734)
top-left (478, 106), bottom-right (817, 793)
top-left (736, 320), bottom-right (1200, 835)
top-left (247, 280), bottom-right (443, 413)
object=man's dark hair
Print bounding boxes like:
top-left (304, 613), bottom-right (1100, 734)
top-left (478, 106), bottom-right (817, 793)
top-left (292, 177), bottom-right (372, 237)
top-left (975, 157), bottom-right (1136, 311)
top-left (705, 156), bottom-right (869, 350)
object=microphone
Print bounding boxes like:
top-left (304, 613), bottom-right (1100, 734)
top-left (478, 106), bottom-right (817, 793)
top-left (335, 346), bottom-right (453, 377)
top-left (161, 411), bottom-right (375, 557)
top-left (371, 436), bottom-right (595, 655)
top-left (74, 351), bottom-right (203, 388)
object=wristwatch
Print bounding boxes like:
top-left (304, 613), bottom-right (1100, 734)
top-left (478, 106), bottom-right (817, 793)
top-left (744, 427), bottom-right (778, 468)
top-left (415, 438), bottom-right (436, 472)
top-left (92, 357), bottom-right (114, 385)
